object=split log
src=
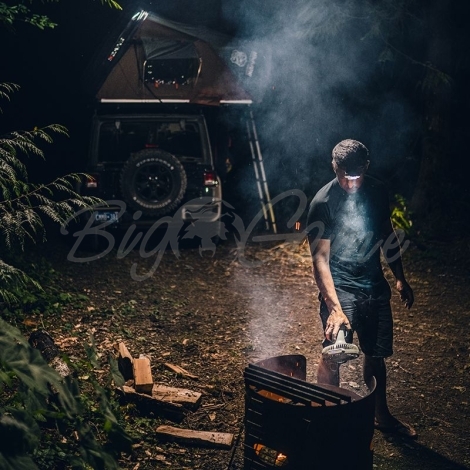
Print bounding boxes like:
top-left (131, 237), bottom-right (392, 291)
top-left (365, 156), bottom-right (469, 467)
top-left (118, 384), bottom-right (201, 410)
top-left (152, 384), bottom-right (202, 410)
top-left (117, 342), bottom-right (134, 381)
top-left (133, 355), bottom-right (153, 394)
top-left (117, 386), bottom-right (185, 422)
top-left (155, 425), bottom-right (234, 449)
top-left (164, 363), bottom-right (199, 380)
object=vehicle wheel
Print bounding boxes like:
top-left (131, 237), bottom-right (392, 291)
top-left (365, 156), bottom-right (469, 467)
top-left (120, 149), bottom-right (187, 216)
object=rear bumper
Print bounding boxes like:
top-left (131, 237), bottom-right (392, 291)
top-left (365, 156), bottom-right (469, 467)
top-left (87, 195), bottom-right (223, 228)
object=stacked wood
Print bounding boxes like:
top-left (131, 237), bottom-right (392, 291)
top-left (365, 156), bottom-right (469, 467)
top-left (115, 343), bottom-right (202, 421)
top-left (114, 342), bottom-right (234, 452)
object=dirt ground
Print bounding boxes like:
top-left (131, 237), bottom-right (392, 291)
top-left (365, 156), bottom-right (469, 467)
top-left (23, 230), bottom-right (470, 469)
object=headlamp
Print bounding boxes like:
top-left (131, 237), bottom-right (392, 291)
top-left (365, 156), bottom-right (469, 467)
top-left (344, 174), bottom-right (361, 180)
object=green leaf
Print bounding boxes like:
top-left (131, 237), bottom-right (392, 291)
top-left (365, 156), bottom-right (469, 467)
top-left (0, 454), bottom-right (39, 470)
top-left (83, 338), bottom-right (100, 369)
top-left (108, 354), bottom-right (125, 387)
top-left (0, 414), bottom-right (39, 456)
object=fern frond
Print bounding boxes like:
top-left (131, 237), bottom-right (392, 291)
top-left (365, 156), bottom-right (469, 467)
top-left (0, 83), bottom-right (20, 113)
top-left (0, 88), bottom-right (106, 263)
top-left (0, 82), bottom-right (20, 97)
top-left (101, 0), bottom-right (123, 10)
top-left (0, 259), bottom-right (43, 304)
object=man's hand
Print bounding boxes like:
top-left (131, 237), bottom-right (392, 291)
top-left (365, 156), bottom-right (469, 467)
top-left (397, 279), bottom-right (414, 309)
top-left (325, 309), bottom-right (351, 342)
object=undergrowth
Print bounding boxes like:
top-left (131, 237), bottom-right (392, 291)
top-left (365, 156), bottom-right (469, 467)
top-left (0, 316), bottom-right (132, 469)
top-left (0, 247), bottom-right (133, 469)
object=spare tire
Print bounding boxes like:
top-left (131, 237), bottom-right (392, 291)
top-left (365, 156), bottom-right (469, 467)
top-left (120, 149), bottom-right (187, 216)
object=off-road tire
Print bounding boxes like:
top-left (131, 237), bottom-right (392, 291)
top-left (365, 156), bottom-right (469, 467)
top-left (120, 149), bottom-right (187, 216)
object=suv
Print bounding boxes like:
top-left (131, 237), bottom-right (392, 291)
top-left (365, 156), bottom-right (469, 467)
top-left (79, 105), bottom-right (222, 237)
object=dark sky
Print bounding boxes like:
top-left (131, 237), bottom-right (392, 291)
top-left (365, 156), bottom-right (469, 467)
top-left (1, 0), bottom-right (470, 223)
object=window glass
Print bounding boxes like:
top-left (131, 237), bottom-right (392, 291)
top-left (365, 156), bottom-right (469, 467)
top-left (98, 120), bottom-right (202, 162)
top-left (144, 58), bottom-right (200, 86)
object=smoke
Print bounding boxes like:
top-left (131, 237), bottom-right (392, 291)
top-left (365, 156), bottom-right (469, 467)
top-left (232, 266), bottom-right (313, 360)
top-left (217, 1), bottom-right (423, 357)
top-left (222, 0), bottom-right (420, 225)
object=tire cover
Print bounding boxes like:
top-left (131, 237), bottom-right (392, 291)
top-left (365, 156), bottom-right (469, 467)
top-left (120, 149), bottom-right (187, 216)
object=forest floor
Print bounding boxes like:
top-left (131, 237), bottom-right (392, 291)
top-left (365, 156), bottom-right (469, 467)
top-left (16, 229), bottom-right (470, 469)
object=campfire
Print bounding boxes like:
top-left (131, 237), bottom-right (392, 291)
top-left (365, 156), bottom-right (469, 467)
top-left (243, 355), bottom-right (376, 469)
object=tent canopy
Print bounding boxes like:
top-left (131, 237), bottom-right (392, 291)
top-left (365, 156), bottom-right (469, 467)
top-left (90, 11), bottom-right (269, 106)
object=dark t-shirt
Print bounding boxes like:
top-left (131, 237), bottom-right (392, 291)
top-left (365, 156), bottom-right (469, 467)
top-left (306, 175), bottom-right (391, 293)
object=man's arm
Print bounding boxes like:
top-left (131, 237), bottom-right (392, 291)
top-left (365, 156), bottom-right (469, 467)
top-left (381, 218), bottom-right (414, 309)
top-left (310, 237), bottom-right (351, 340)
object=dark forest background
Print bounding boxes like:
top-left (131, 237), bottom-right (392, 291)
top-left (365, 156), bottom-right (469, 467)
top-left (1, 0), bottom-right (469, 238)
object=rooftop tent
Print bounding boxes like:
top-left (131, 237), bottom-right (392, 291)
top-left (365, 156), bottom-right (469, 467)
top-left (91, 10), bottom-right (268, 105)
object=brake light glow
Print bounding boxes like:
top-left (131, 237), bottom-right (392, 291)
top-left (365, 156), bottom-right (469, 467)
top-left (85, 175), bottom-right (98, 189)
top-left (203, 170), bottom-right (218, 187)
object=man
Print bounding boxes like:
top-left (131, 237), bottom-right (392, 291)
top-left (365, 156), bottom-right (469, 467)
top-left (307, 139), bottom-right (417, 438)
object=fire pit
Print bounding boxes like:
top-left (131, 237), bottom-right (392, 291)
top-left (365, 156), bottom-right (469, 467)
top-left (243, 355), bottom-right (376, 469)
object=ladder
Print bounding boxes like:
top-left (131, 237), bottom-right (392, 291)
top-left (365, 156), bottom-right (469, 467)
top-left (245, 109), bottom-right (277, 234)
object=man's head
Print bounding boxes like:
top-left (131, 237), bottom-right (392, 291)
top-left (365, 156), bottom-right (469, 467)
top-left (332, 139), bottom-right (370, 194)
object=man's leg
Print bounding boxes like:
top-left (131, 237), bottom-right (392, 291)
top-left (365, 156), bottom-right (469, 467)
top-left (363, 355), bottom-right (417, 438)
top-left (363, 355), bottom-right (390, 419)
top-left (317, 356), bottom-right (339, 386)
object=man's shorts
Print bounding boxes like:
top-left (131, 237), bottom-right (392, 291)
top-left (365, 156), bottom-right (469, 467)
top-left (319, 285), bottom-right (393, 358)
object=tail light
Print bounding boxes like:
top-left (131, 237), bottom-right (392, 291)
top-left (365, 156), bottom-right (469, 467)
top-left (203, 170), bottom-right (218, 187)
top-left (85, 174), bottom-right (99, 189)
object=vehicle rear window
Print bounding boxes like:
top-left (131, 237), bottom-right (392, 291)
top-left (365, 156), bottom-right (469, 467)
top-left (98, 119), bottom-right (203, 162)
